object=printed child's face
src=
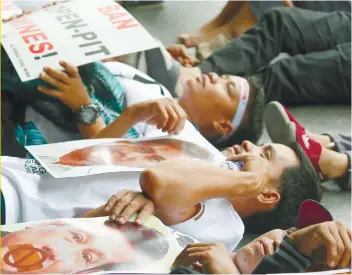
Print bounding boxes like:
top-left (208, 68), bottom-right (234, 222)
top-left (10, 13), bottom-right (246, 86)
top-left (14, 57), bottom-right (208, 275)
top-left (234, 229), bottom-right (287, 274)
top-left (1, 221), bottom-right (163, 274)
top-left (55, 140), bottom-right (183, 167)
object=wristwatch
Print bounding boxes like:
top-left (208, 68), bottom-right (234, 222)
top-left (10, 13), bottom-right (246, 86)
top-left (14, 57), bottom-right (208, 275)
top-left (73, 103), bottom-right (101, 124)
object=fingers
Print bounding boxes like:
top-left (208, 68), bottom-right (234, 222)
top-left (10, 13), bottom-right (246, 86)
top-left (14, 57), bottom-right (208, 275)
top-left (109, 191), bottom-right (136, 222)
top-left (37, 85), bottom-right (61, 99)
top-left (104, 191), bottom-right (127, 212)
top-left (318, 224), bottom-right (339, 267)
top-left (155, 103), bottom-right (169, 130)
top-left (174, 246), bottom-right (209, 267)
top-left (176, 252), bottom-right (207, 267)
top-left (329, 224), bottom-right (346, 268)
top-left (163, 105), bottom-right (178, 133)
top-left (43, 66), bottom-right (70, 84)
top-left (172, 105), bottom-right (187, 134)
top-left (162, 100), bottom-right (186, 134)
top-left (106, 191), bottom-right (154, 225)
top-left (136, 202), bottom-right (154, 225)
top-left (59, 60), bottom-right (80, 78)
top-left (39, 71), bottom-right (65, 90)
top-left (336, 223), bottom-right (351, 268)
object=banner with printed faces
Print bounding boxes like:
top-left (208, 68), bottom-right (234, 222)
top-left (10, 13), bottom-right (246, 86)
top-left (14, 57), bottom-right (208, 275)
top-left (26, 136), bottom-right (224, 178)
top-left (0, 216), bottom-right (185, 274)
top-left (1, 0), bottom-right (158, 81)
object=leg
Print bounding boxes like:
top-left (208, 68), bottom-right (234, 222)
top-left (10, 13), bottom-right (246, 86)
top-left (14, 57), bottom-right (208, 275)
top-left (264, 102), bottom-right (351, 190)
top-left (261, 43), bottom-right (351, 105)
top-left (198, 7), bottom-right (351, 75)
top-left (178, 1), bottom-right (245, 47)
top-left (323, 134), bottom-right (351, 190)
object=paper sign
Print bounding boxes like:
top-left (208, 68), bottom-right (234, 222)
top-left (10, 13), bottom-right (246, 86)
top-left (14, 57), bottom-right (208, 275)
top-left (26, 136), bottom-right (221, 178)
top-left (1, 0), bottom-right (158, 81)
top-left (1, 216), bottom-right (183, 274)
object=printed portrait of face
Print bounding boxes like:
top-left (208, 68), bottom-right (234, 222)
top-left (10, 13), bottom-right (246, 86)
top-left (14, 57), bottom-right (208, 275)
top-left (1, 220), bottom-right (169, 274)
top-left (54, 139), bottom-right (212, 168)
top-left (234, 229), bottom-right (288, 274)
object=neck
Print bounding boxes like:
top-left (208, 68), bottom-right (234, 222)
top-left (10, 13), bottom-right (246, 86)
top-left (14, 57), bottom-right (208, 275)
top-left (229, 197), bottom-right (259, 219)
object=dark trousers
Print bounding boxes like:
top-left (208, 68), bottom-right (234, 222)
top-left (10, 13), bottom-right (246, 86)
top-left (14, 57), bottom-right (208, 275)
top-left (198, 7), bottom-right (351, 105)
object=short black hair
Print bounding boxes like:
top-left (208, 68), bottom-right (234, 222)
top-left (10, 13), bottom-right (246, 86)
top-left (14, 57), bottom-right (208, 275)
top-left (242, 142), bottom-right (323, 234)
top-left (215, 75), bottom-right (266, 148)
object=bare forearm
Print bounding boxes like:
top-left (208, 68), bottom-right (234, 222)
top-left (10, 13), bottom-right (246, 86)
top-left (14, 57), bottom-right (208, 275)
top-left (78, 117), bottom-right (106, 139)
top-left (140, 159), bottom-right (255, 223)
top-left (80, 205), bottom-right (106, 218)
top-left (93, 107), bottom-right (137, 139)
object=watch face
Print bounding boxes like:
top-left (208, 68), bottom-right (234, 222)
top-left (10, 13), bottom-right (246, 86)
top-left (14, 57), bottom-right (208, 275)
top-left (83, 106), bottom-right (99, 123)
top-left (75, 104), bottom-right (100, 124)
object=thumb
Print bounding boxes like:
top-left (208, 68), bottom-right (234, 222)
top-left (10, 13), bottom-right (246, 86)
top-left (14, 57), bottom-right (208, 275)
top-left (226, 153), bottom-right (252, 162)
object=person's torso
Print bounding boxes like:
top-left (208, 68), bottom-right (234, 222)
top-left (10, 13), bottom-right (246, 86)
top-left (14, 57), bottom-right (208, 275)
top-left (1, 156), bottom-right (142, 224)
top-left (2, 156), bottom-right (241, 251)
top-left (170, 198), bottom-right (245, 252)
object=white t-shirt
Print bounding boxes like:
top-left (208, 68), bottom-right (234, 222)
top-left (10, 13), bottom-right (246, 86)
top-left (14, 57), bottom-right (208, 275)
top-left (2, 156), bottom-right (244, 251)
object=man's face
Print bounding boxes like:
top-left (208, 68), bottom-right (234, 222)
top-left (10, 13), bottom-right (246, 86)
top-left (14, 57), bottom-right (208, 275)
top-left (179, 73), bottom-right (246, 136)
top-left (234, 229), bottom-right (287, 274)
top-left (222, 140), bottom-right (299, 182)
top-left (55, 140), bottom-right (182, 168)
top-left (1, 221), bottom-right (134, 274)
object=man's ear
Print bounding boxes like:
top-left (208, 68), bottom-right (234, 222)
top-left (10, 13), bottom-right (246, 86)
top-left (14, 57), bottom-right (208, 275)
top-left (257, 191), bottom-right (281, 211)
top-left (213, 120), bottom-right (234, 135)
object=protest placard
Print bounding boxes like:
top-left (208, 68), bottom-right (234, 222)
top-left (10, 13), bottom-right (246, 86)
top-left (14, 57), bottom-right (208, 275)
top-left (1, 0), bottom-right (158, 81)
top-left (26, 136), bottom-right (224, 178)
top-left (1, 216), bottom-right (184, 274)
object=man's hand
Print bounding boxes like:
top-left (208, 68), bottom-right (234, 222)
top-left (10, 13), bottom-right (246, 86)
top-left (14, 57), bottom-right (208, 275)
top-left (167, 44), bottom-right (197, 67)
top-left (37, 61), bottom-right (91, 111)
top-left (289, 221), bottom-right (351, 269)
top-left (130, 98), bottom-right (187, 135)
top-left (226, 152), bottom-right (270, 197)
top-left (173, 243), bottom-right (240, 274)
top-left (104, 190), bottom-right (155, 225)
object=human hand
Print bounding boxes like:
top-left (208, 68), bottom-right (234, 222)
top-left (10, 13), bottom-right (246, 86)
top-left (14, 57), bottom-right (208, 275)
top-left (167, 44), bottom-right (196, 67)
top-left (130, 98), bottom-right (187, 135)
top-left (289, 221), bottom-right (351, 269)
top-left (173, 243), bottom-right (239, 274)
top-left (226, 152), bottom-right (270, 197)
top-left (2, 9), bottom-right (32, 22)
top-left (37, 61), bottom-right (91, 111)
top-left (104, 190), bottom-right (155, 225)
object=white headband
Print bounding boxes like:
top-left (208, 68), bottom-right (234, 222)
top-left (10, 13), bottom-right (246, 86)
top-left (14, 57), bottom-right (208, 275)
top-left (232, 77), bottom-right (250, 130)
top-left (216, 77), bottom-right (250, 144)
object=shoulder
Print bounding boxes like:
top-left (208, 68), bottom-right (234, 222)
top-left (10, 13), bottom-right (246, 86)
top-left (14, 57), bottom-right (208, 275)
top-left (171, 198), bottom-right (245, 251)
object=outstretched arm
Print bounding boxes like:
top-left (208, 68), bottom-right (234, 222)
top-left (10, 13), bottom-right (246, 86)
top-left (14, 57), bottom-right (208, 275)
top-left (38, 62), bottom-right (187, 138)
top-left (140, 154), bottom-right (269, 225)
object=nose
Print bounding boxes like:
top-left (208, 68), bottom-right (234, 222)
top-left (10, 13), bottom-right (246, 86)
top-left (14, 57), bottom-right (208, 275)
top-left (241, 140), bottom-right (256, 153)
